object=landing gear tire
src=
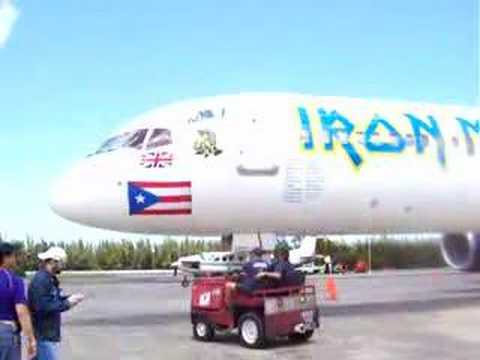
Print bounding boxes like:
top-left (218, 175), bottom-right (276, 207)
top-left (238, 312), bottom-right (266, 349)
top-left (193, 320), bottom-right (215, 342)
top-left (289, 330), bottom-right (314, 342)
top-left (181, 276), bottom-right (190, 288)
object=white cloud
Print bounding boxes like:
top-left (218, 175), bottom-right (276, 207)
top-left (0, 0), bottom-right (19, 48)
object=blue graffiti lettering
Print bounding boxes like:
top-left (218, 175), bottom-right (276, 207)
top-left (298, 107), bottom-right (314, 150)
top-left (318, 108), bottom-right (363, 167)
top-left (457, 117), bottom-right (480, 155)
top-left (365, 117), bottom-right (406, 153)
top-left (405, 114), bottom-right (445, 166)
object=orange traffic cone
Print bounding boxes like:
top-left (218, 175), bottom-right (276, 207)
top-left (325, 275), bottom-right (338, 301)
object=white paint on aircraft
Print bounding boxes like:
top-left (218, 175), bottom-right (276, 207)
top-left (50, 93), bottom-right (480, 237)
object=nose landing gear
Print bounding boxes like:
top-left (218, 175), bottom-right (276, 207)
top-left (181, 275), bottom-right (191, 288)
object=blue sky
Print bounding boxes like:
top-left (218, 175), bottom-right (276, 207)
top-left (0, 0), bottom-right (478, 243)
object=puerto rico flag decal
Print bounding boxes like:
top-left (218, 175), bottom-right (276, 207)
top-left (128, 181), bottom-right (192, 216)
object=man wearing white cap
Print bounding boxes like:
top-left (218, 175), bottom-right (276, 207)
top-left (28, 247), bottom-right (84, 360)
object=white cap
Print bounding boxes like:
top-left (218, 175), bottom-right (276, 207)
top-left (38, 247), bottom-right (67, 262)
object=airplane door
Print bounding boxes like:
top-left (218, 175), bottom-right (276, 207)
top-left (231, 101), bottom-right (328, 234)
top-left (226, 105), bottom-right (290, 232)
top-left (236, 118), bottom-right (280, 177)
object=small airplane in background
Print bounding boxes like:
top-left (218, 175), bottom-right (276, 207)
top-left (170, 251), bottom-right (244, 276)
top-left (50, 93), bottom-right (480, 272)
top-left (171, 236), bottom-right (320, 286)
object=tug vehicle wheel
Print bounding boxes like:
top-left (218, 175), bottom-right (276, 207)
top-left (193, 319), bottom-right (215, 341)
top-left (238, 312), bottom-right (266, 349)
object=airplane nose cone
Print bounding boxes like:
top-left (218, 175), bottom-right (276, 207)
top-left (49, 172), bottom-right (90, 222)
top-left (49, 160), bottom-right (126, 228)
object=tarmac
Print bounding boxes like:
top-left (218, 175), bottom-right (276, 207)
top-left (54, 269), bottom-right (480, 360)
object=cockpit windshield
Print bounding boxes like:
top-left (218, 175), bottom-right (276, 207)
top-left (146, 128), bottom-right (172, 149)
top-left (95, 129), bottom-right (148, 154)
top-left (125, 129), bottom-right (149, 149)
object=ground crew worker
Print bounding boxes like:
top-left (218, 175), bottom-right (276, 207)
top-left (324, 255), bottom-right (333, 274)
top-left (28, 247), bottom-right (84, 360)
top-left (225, 247), bottom-right (269, 301)
top-left (236, 247), bottom-right (269, 293)
top-left (267, 245), bottom-right (281, 270)
top-left (257, 242), bottom-right (304, 287)
top-left (0, 242), bottom-right (37, 359)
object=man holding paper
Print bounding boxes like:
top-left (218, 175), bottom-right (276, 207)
top-left (28, 247), bottom-right (85, 360)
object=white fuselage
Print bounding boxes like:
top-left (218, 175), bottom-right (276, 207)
top-left (50, 93), bottom-right (480, 235)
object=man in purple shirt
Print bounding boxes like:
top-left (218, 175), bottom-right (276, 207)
top-left (0, 242), bottom-right (36, 359)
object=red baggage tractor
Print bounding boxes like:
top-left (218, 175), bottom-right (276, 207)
top-left (191, 276), bottom-right (320, 348)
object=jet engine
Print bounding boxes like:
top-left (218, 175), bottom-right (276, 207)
top-left (441, 233), bottom-right (480, 271)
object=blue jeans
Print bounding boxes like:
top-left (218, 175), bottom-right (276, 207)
top-left (0, 324), bottom-right (20, 360)
top-left (36, 341), bottom-right (59, 360)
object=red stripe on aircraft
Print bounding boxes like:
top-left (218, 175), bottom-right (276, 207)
top-left (132, 181), bottom-right (192, 188)
top-left (159, 195), bottom-right (192, 203)
top-left (139, 209), bottom-right (192, 215)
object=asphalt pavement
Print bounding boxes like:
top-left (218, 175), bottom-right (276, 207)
top-left (53, 269), bottom-right (480, 360)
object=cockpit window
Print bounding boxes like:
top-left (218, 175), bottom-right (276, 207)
top-left (146, 128), bottom-right (172, 149)
top-left (95, 129), bottom-right (148, 154)
top-left (96, 133), bottom-right (130, 154)
top-left (125, 129), bottom-right (148, 149)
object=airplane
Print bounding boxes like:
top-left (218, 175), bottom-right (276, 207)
top-left (170, 251), bottom-right (245, 277)
top-left (171, 236), bottom-right (319, 276)
top-left (50, 93), bottom-right (480, 272)
top-left (171, 236), bottom-right (319, 286)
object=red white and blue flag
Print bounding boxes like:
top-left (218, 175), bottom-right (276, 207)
top-left (128, 181), bottom-right (192, 215)
top-left (140, 152), bottom-right (173, 168)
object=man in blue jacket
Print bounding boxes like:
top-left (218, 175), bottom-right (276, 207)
top-left (28, 247), bottom-right (84, 360)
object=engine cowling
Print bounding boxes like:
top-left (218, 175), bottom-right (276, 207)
top-left (441, 233), bottom-right (480, 271)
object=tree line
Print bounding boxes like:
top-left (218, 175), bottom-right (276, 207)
top-left (316, 237), bottom-right (444, 269)
top-left (2, 236), bottom-right (224, 273)
top-left (0, 235), bottom-right (444, 273)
